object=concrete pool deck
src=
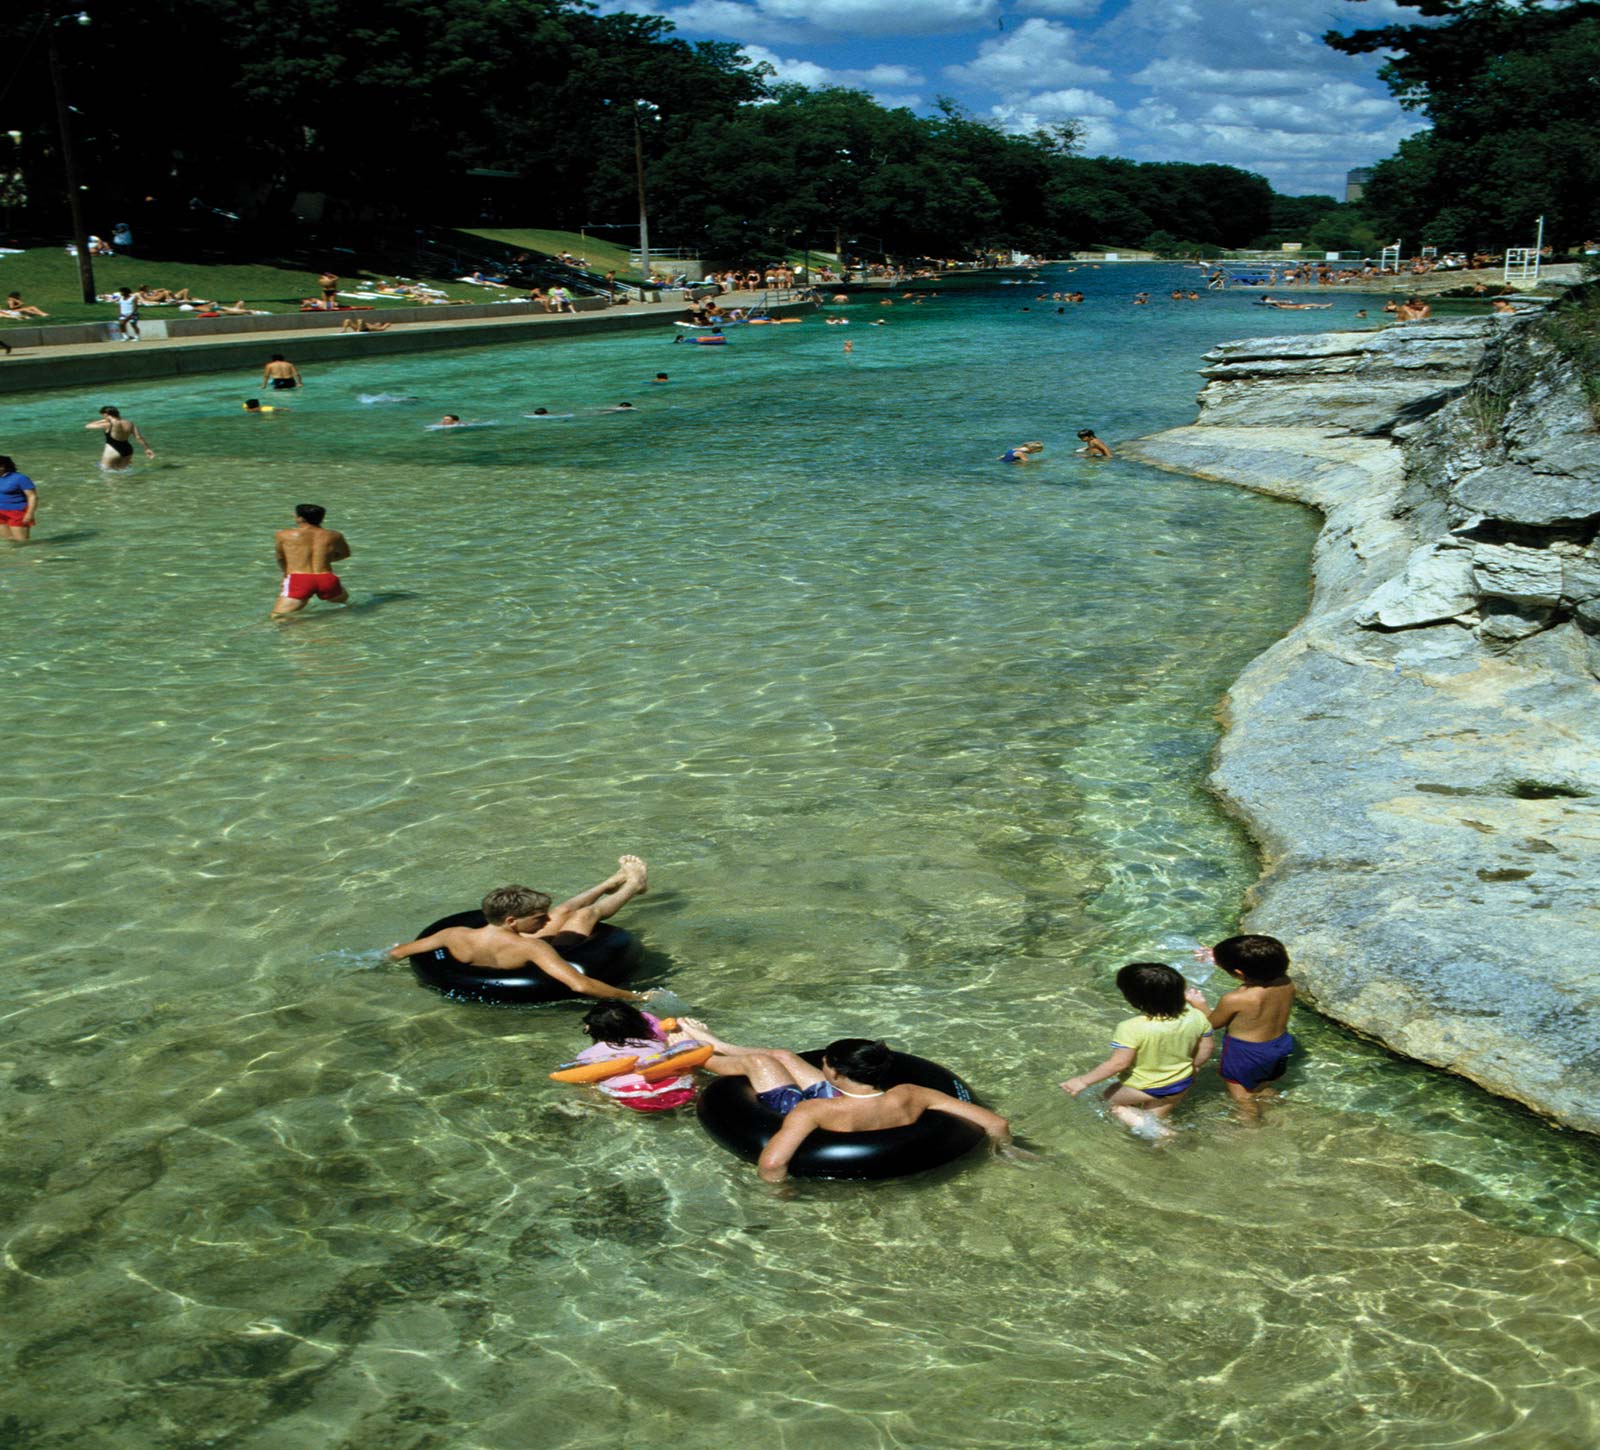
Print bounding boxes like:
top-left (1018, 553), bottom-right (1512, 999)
top-left (0, 292), bottom-right (815, 394)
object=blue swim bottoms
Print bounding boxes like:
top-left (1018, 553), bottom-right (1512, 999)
top-left (1220, 1032), bottom-right (1295, 1091)
top-left (1136, 1076), bottom-right (1193, 1099)
top-left (757, 1081), bottom-right (840, 1116)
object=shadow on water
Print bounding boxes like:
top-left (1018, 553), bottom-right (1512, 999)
top-left (275, 591), bottom-right (421, 623)
top-left (347, 590), bottom-right (420, 612)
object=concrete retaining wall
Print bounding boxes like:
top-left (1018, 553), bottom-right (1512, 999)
top-left (1, 295), bottom-right (622, 352)
top-left (0, 297), bottom-right (813, 395)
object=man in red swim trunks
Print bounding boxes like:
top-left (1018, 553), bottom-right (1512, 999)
top-left (271, 503), bottom-right (351, 619)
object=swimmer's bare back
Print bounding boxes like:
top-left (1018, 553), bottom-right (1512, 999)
top-left (276, 523), bottom-right (349, 574)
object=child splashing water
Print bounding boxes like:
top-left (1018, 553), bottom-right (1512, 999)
top-left (1062, 963), bottom-right (1214, 1138)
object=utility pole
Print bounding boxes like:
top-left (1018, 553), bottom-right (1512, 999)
top-left (633, 106), bottom-right (650, 294)
top-left (45, 11), bottom-right (95, 304)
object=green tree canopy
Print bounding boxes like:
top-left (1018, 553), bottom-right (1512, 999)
top-left (1328, 0), bottom-right (1600, 250)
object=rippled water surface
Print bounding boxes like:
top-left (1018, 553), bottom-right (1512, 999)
top-left (4, 266), bottom-right (1598, 1449)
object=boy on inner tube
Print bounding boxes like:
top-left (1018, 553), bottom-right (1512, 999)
top-left (680, 1021), bottom-right (1016, 1182)
top-left (389, 857), bottom-right (657, 1003)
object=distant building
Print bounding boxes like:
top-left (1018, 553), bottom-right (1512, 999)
top-left (1346, 168), bottom-right (1373, 203)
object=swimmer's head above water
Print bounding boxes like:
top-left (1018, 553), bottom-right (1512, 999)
top-left (481, 883), bottom-right (552, 929)
top-left (583, 1001), bottom-right (656, 1046)
top-left (820, 1038), bottom-right (896, 1089)
top-left (1115, 962), bottom-right (1187, 1019)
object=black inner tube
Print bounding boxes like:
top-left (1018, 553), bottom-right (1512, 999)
top-left (408, 909), bottom-right (639, 1005)
top-left (696, 1049), bottom-right (986, 1180)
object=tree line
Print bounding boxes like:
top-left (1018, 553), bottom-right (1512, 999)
top-left (1327, 0), bottom-right (1600, 254)
top-left (0, 0), bottom-right (1271, 260)
top-left (3, 0), bottom-right (1591, 263)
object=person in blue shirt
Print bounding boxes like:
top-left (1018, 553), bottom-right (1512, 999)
top-left (0, 455), bottom-right (36, 542)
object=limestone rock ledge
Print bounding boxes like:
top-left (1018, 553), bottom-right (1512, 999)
top-left (1126, 310), bottom-right (1600, 1134)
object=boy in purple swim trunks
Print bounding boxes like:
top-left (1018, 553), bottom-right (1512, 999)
top-left (1184, 933), bottom-right (1295, 1120)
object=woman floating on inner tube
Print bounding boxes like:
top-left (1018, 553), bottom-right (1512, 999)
top-left (681, 1019), bottom-right (1016, 1182)
top-left (390, 855), bottom-right (660, 1004)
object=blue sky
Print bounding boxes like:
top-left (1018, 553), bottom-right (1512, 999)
top-left (596, 0), bottom-right (1430, 197)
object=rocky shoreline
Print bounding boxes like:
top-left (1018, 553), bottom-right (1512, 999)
top-left (1125, 307), bottom-right (1600, 1134)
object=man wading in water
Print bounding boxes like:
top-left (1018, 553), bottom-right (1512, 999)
top-left (271, 503), bottom-right (350, 619)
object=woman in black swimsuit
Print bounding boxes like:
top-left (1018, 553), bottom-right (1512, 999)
top-left (86, 406), bottom-right (155, 471)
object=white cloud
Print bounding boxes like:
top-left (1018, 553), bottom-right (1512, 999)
top-left (596, 0), bottom-right (996, 41)
top-left (1013, 0), bottom-right (1104, 14)
top-left (664, 0), bottom-right (808, 42)
top-left (1015, 86), bottom-right (1118, 119)
top-left (1050, 0), bottom-right (1429, 193)
top-left (739, 43), bottom-right (924, 92)
top-left (990, 103), bottom-right (1119, 155)
top-left (759, 0), bottom-right (998, 34)
top-left (1130, 60), bottom-right (1312, 95)
top-left (945, 18), bottom-right (1112, 94)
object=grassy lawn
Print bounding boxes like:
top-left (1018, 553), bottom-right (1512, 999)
top-left (468, 228), bottom-right (840, 284)
top-left (466, 228), bottom-right (637, 277)
top-left (0, 248), bottom-right (517, 327)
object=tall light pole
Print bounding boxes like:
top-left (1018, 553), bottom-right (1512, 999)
top-left (632, 101), bottom-right (658, 292)
top-left (45, 10), bottom-right (95, 304)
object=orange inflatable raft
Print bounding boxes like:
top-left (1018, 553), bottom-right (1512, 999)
top-left (636, 1042), bottom-right (715, 1082)
top-left (549, 1055), bottom-right (638, 1084)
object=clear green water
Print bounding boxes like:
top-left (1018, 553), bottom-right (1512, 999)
top-left (3, 267), bottom-right (1599, 1449)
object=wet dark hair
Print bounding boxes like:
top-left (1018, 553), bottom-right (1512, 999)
top-left (99, 406), bottom-right (121, 417)
top-left (1116, 962), bottom-right (1186, 1019)
top-left (269, 353), bottom-right (285, 361)
top-left (583, 1001), bottom-right (655, 1046)
top-left (244, 399), bottom-right (261, 408)
top-left (0, 456), bottom-right (13, 473)
top-left (294, 503), bottom-right (326, 526)
top-left (480, 884), bottom-right (550, 922)
top-left (1076, 428), bottom-right (1096, 440)
top-left (821, 1038), bottom-right (896, 1089)
top-left (1213, 934), bottom-right (1290, 983)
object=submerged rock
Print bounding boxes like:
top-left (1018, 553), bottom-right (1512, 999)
top-left (1126, 300), bottom-right (1600, 1134)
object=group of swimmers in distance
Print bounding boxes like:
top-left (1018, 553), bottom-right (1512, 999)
top-left (385, 855), bottom-right (1298, 1178)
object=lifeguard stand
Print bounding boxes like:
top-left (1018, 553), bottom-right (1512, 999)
top-left (1380, 241), bottom-right (1403, 273)
top-left (1504, 216), bottom-right (1545, 288)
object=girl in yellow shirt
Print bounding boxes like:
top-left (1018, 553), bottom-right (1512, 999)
top-left (1062, 963), bottom-right (1214, 1137)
